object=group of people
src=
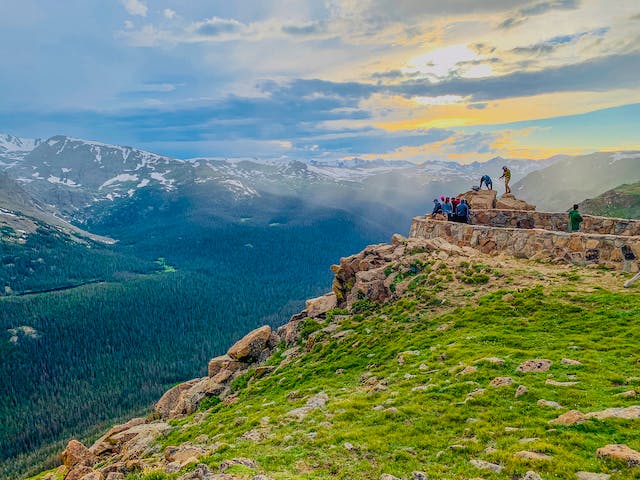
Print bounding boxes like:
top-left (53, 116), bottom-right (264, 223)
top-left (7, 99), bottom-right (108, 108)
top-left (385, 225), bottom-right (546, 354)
top-left (429, 162), bottom-right (587, 234)
top-left (431, 196), bottom-right (470, 223)
top-left (477, 166), bottom-right (511, 194)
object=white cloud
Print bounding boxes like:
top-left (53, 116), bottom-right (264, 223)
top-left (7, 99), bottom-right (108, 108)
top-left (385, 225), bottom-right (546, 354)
top-left (120, 0), bottom-right (147, 17)
top-left (123, 20), bottom-right (134, 29)
top-left (163, 8), bottom-right (176, 20)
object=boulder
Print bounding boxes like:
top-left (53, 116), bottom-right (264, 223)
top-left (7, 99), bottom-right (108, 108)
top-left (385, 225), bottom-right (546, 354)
top-left (170, 378), bottom-right (227, 416)
top-left (65, 466), bottom-right (95, 480)
top-left (596, 444), bottom-right (640, 466)
top-left (228, 325), bottom-right (272, 362)
top-left (549, 410), bottom-right (586, 426)
top-left (62, 440), bottom-right (96, 469)
top-left (515, 451), bottom-right (553, 461)
top-left (90, 418), bottom-right (147, 456)
top-left (305, 293), bottom-right (337, 318)
top-left (155, 379), bottom-right (200, 418)
top-left (576, 472), bottom-right (611, 480)
top-left (517, 359), bottom-right (552, 373)
top-left (489, 377), bottom-right (513, 388)
top-left (165, 444), bottom-right (211, 465)
top-left (208, 354), bottom-right (244, 378)
top-left (495, 193), bottom-right (536, 211)
top-left (78, 472), bottom-right (104, 480)
top-left (459, 189), bottom-right (497, 210)
top-left (586, 405), bottom-right (640, 420)
top-left (220, 457), bottom-right (258, 472)
top-left (105, 474), bottom-right (125, 480)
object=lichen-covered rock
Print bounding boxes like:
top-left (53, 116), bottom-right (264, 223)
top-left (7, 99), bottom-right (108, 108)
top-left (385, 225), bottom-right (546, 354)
top-left (228, 325), bottom-right (272, 362)
top-left (596, 444), bottom-right (640, 466)
top-left (517, 359), bottom-right (552, 373)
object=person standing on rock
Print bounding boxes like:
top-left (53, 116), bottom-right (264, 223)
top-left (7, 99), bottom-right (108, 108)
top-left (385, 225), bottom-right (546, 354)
top-left (568, 204), bottom-right (583, 232)
top-left (479, 174), bottom-right (492, 190)
top-left (499, 166), bottom-right (511, 194)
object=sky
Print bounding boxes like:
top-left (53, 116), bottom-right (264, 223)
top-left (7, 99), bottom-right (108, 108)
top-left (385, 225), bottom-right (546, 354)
top-left (0, 0), bottom-right (639, 162)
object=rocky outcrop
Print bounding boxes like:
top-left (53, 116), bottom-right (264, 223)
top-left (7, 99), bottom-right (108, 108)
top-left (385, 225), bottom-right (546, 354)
top-left (459, 189), bottom-right (497, 210)
top-left (495, 193), bottom-right (536, 211)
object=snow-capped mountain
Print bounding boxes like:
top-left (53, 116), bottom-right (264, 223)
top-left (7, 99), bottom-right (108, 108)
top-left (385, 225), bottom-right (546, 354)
top-left (0, 134), bottom-right (43, 164)
top-left (0, 132), bottom-right (563, 226)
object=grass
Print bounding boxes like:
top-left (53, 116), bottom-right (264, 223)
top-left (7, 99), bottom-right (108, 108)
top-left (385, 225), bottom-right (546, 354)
top-left (32, 258), bottom-right (640, 480)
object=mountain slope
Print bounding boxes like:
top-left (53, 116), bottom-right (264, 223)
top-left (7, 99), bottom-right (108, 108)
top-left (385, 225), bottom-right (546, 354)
top-left (513, 151), bottom-right (640, 211)
top-left (581, 182), bottom-right (640, 219)
top-left (29, 236), bottom-right (640, 480)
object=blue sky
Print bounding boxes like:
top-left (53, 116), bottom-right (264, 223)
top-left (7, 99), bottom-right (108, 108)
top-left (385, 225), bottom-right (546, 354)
top-left (1, 0), bottom-right (639, 162)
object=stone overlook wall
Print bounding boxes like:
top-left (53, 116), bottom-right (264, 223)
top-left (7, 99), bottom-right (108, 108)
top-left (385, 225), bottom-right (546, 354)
top-left (471, 209), bottom-right (640, 236)
top-left (409, 217), bottom-right (640, 272)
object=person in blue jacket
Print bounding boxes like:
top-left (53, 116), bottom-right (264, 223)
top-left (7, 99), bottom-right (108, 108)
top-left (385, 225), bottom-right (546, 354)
top-left (456, 199), bottom-right (469, 223)
top-left (431, 198), bottom-right (442, 218)
top-left (479, 174), bottom-right (492, 190)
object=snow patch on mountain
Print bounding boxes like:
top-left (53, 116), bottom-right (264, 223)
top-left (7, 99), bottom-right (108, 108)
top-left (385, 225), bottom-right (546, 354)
top-left (47, 175), bottom-right (80, 187)
top-left (222, 179), bottom-right (259, 197)
top-left (150, 171), bottom-right (175, 190)
top-left (100, 174), bottom-right (139, 190)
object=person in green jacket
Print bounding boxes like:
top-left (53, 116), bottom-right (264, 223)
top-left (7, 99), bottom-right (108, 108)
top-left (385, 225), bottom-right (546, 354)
top-left (499, 166), bottom-right (511, 194)
top-left (568, 204), bottom-right (583, 231)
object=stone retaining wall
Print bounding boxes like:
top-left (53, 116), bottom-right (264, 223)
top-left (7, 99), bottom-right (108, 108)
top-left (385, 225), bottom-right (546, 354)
top-left (410, 216), bottom-right (640, 272)
top-left (470, 210), bottom-right (640, 236)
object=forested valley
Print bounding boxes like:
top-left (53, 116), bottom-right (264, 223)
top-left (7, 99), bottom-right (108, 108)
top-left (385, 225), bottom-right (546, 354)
top-left (0, 188), bottom-right (392, 479)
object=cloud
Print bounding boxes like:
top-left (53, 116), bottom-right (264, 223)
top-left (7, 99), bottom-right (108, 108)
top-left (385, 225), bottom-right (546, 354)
top-left (120, 0), bottom-right (147, 17)
top-left (281, 21), bottom-right (327, 36)
top-left (163, 9), bottom-right (176, 20)
top-left (194, 17), bottom-right (245, 37)
top-left (467, 103), bottom-right (488, 110)
top-left (511, 27), bottom-right (609, 56)
top-left (138, 83), bottom-right (179, 92)
top-left (499, 0), bottom-right (580, 29)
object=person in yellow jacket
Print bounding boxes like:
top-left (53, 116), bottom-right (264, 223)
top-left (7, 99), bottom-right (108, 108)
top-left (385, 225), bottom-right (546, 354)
top-left (499, 166), bottom-right (511, 194)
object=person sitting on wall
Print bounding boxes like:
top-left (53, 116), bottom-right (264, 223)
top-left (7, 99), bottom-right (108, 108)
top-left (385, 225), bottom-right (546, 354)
top-left (568, 203), bottom-right (583, 232)
top-left (431, 198), bottom-right (443, 218)
top-left (456, 199), bottom-right (470, 223)
top-left (479, 174), bottom-right (493, 190)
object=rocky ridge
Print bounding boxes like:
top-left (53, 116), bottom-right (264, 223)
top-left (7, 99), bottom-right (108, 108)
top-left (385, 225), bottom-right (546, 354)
top-left (35, 225), bottom-right (640, 480)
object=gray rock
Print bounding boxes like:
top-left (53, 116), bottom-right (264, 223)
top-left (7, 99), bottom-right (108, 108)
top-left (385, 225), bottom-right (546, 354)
top-left (470, 459), bottom-right (504, 473)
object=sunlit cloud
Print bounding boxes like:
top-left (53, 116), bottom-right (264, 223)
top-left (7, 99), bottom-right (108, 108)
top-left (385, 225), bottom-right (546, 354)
top-left (120, 0), bottom-right (147, 17)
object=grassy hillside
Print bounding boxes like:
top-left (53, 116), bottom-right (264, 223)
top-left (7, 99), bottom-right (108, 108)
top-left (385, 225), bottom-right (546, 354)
top-left (513, 151), bottom-right (640, 211)
top-left (581, 182), bottom-right (640, 219)
top-left (30, 247), bottom-right (640, 480)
